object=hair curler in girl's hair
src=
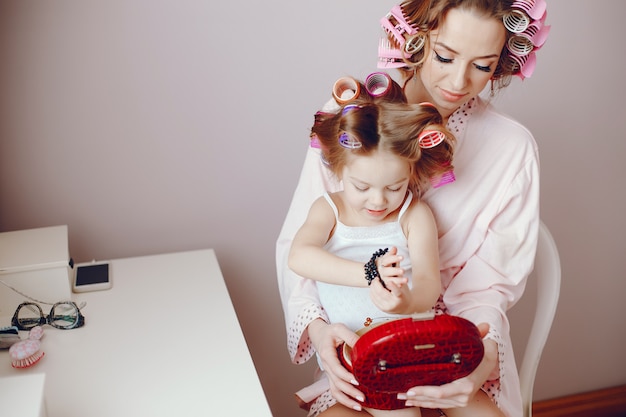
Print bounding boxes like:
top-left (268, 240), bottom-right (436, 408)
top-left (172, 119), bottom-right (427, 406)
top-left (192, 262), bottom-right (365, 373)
top-left (332, 76), bottom-right (363, 104)
top-left (339, 132), bottom-right (363, 149)
top-left (365, 72), bottom-right (406, 102)
top-left (430, 168), bottom-right (456, 189)
top-left (417, 130), bottom-right (446, 149)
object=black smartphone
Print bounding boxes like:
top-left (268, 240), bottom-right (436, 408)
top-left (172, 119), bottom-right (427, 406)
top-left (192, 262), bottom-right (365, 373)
top-left (72, 261), bottom-right (112, 293)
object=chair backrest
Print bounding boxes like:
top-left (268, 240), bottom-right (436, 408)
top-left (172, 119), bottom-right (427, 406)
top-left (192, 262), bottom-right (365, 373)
top-left (518, 220), bottom-right (561, 417)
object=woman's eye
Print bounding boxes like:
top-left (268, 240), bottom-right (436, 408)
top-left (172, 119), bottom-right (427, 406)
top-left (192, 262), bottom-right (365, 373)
top-left (434, 51), bottom-right (452, 64)
top-left (387, 187), bottom-right (402, 192)
top-left (474, 63), bottom-right (492, 73)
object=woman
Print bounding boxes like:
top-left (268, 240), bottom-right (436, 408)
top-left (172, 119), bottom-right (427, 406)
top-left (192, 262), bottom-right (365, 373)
top-left (276, 1), bottom-right (549, 416)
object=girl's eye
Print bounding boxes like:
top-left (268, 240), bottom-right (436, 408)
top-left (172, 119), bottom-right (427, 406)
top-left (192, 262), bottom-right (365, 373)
top-left (434, 51), bottom-right (452, 63)
top-left (354, 185), bottom-right (368, 192)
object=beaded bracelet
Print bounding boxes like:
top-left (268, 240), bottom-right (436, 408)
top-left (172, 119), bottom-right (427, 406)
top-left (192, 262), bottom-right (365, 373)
top-left (364, 248), bottom-right (389, 289)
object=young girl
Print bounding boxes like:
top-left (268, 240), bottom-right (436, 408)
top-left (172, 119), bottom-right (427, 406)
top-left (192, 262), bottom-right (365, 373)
top-left (288, 76), bottom-right (458, 417)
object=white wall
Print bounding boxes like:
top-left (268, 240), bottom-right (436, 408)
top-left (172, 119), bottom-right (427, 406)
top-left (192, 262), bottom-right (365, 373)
top-left (1, 1), bottom-right (624, 416)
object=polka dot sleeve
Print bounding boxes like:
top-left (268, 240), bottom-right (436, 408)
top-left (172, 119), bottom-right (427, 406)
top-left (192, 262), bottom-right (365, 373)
top-left (482, 324), bottom-right (504, 408)
top-left (288, 303), bottom-right (329, 364)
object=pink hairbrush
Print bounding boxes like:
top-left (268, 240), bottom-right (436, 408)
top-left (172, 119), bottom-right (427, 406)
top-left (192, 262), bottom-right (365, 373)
top-left (9, 326), bottom-right (45, 368)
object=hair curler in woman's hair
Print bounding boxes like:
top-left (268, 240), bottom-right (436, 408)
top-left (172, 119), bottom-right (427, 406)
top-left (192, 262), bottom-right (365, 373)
top-left (380, 5), bottom-right (419, 46)
top-left (365, 72), bottom-right (405, 102)
top-left (332, 77), bottom-right (363, 104)
top-left (510, 0), bottom-right (547, 20)
top-left (378, 4), bottom-right (425, 69)
top-left (507, 51), bottom-right (537, 79)
top-left (378, 38), bottom-right (409, 69)
top-left (502, 0), bottom-right (550, 79)
top-left (503, 9), bottom-right (531, 33)
top-left (403, 33), bottom-right (426, 55)
top-left (507, 14), bottom-right (550, 56)
top-left (503, 0), bottom-right (546, 32)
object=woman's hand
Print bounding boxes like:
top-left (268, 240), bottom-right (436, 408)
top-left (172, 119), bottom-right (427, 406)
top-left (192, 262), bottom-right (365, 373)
top-left (307, 319), bottom-right (365, 411)
top-left (397, 323), bottom-right (498, 409)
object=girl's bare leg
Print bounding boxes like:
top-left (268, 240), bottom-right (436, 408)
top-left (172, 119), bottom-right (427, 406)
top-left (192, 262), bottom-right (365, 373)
top-left (440, 390), bottom-right (505, 417)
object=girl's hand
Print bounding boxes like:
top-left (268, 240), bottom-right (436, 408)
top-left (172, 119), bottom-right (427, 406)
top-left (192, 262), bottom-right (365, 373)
top-left (307, 319), bottom-right (365, 411)
top-left (369, 246), bottom-right (412, 313)
top-left (397, 324), bottom-right (497, 409)
top-left (376, 246), bottom-right (408, 292)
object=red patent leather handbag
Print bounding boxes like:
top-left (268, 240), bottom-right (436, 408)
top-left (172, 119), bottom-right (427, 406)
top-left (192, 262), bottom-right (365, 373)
top-left (338, 313), bottom-right (484, 410)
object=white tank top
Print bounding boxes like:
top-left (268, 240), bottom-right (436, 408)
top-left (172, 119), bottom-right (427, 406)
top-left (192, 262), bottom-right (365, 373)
top-left (317, 191), bottom-right (414, 331)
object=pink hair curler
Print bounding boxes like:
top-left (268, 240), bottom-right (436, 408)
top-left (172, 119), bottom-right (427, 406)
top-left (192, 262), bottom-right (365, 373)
top-left (377, 38), bottom-right (409, 69)
top-left (509, 51), bottom-right (537, 79)
top-left (504, 0), bottom-right (547, 34)
top-left (310, 133), bottom-right (321, 149)
top-left (418, 130), bottom-right (446, 149)
top-left (523, 13), bottom-right (550, 47)
top-left (9, 326), bottom-right (45, 369)
top-left (380, 5), bottom-right (418, 47)
top-left (430, 170), bottom-right (456, 188)
top-left (507, 12), bottom-right (550, 56)
top-left (378, 4), bottom-right (425, 69)
top-left (332, 76), bottom-right (362, 104)
top-left (365, 72), bottom-right (404, 101)
top-left (511, 0), bottom-right (547, 20)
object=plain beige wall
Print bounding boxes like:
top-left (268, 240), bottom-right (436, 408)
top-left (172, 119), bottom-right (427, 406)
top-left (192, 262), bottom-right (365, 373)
top-left (1, 1), bottom-right (624, 416)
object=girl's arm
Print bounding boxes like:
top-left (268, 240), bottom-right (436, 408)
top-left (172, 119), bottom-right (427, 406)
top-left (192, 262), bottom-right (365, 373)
top-left (371, 200), bottom-right (442, 314)
top-left (288, 196), bottom-right (368, 287)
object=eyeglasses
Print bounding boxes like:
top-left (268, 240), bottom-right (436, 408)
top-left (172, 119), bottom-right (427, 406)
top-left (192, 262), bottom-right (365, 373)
top-left (11, 301), bottom-right (85, 330)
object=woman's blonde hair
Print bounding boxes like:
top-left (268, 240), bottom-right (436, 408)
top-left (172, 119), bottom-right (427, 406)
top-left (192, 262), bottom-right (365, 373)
top-left (394, 0), bottom-right (524, 91)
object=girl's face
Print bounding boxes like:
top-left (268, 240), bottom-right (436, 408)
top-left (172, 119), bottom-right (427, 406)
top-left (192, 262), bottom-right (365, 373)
top-left (340, 150), bottom-right (411, 225)
top-left (406, 8), bottom-right (506, 118)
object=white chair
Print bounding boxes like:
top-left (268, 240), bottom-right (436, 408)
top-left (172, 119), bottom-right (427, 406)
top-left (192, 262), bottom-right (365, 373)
top-left (518, 220), bottom-right (561, 417)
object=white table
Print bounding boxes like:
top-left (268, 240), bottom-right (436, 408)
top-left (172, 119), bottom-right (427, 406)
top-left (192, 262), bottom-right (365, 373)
top-left (0, 249), bottom-right (272, 417)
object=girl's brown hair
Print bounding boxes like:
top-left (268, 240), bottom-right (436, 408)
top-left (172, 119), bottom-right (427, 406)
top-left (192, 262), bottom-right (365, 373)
top-left (312, 77), bottom-right (455, 195)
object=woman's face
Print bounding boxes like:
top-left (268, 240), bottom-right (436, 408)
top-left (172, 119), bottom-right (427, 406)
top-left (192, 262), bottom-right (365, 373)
top-left (406, 8), bottom-right (506, 118)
